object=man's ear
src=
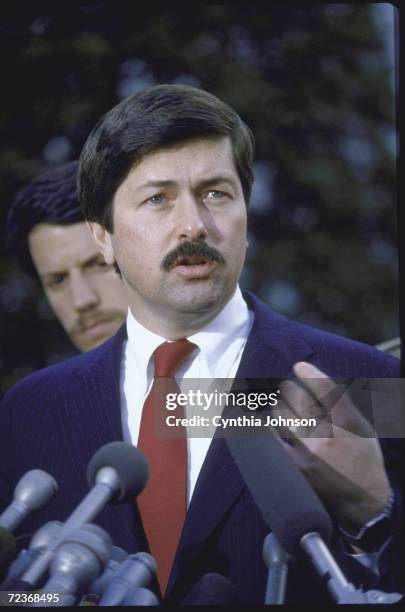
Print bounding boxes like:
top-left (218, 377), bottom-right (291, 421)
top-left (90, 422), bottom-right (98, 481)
top-left (87, 221), bottom-right (115, 265)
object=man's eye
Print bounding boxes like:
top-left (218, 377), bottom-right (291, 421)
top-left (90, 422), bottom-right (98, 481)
top-left (147, 194), bottom-right (166, 205)
top-left (205, 190), bottom-right (227, 200)
top-left (85, 259), bottom-right (112, 274)
top-left (44, 275), bottom-right (66, 289)
top-left (94, 259), bottom-right (108, 268)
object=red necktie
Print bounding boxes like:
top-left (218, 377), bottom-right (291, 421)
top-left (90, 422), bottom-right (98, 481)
top-left (137, 339), bottom-right (196, 594)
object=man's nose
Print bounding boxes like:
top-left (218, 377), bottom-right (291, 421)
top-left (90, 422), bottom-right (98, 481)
top-left (176, 194), bottom-right (208, 242)
top-left (70, 271), bottom-right (99, 312)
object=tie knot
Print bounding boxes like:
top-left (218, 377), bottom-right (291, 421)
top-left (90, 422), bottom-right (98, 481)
top-left (153, 339), bottom-right (197, 377)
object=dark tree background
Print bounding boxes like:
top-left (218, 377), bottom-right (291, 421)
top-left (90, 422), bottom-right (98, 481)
top-left (0, 3), bottom-right (399, 394)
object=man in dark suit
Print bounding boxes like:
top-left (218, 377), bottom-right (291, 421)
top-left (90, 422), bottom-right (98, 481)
top-left (0, 84), bottom-right (402, 604)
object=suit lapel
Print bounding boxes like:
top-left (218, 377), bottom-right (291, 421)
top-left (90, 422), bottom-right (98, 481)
top-left (57, 325), bottom-right (126, 476)
top-left (238, 291), bottom-right (315, 378)
top-left (167, 292), bottom-right (315, 592)
top-left (54, 325), bottom-right (146, 548)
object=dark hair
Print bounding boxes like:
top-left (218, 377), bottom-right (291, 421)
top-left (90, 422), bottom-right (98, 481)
top-left (79, 84), bottom-right (255, 231)
top-left (6, 161), bottom-right (81, 277)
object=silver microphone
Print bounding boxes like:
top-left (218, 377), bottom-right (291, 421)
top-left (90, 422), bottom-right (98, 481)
top-left (0, 470), bottom-right (58, 532)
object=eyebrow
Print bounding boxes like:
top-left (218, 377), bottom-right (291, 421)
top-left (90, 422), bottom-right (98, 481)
top-left (137, 175), bottom-right (238, 192)
top-left (40, 254), bottom-right (104, 278)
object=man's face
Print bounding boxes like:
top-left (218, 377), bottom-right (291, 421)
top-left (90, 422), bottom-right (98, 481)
top-left (90, 136), bottom-right (248, 331)
top-left (28, 221), bottom-right (128, 351)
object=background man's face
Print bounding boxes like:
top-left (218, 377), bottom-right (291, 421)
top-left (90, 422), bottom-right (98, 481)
top-left (28, 221), bottom-right (128, 351)
top-left (91, 136), bottom-right (248, 329)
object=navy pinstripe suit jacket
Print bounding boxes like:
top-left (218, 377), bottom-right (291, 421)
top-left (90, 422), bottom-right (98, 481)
top-left (0, 292), bottom-right (402, 603)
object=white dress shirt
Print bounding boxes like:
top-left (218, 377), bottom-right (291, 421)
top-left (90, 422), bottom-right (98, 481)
top-left (121, 286), bottom-right (254, 505)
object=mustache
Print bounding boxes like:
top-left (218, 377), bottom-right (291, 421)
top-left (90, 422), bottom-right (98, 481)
top-left (72, 310), bottom-right (125, 334)
top-left (161, 241), bottom-right (226, 271)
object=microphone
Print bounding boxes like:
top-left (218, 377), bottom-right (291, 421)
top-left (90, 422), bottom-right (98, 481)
top-left (262, 533), bottom-right (293, 604)
top-left (78, 545), bottom-right (128, 605)
top-left (226, 434), bottom-right (332, 556)
top-left (0, 469), bottom-right (58, 532)
top-left (0, 521), bottom-right (62, 588)
top-left (85, 545), bottom-right (128, 597)
top-left (34, 523), bottom-right (113, 607)
top-left (30, 520), bottom-right (63, 549)
top-left (226, 434), bottom-right (402, 603)
top-left (121, 587), bottom-right (160, 606)
top-left (98, 552), bottom-right (157, 606)
top-left (182, 573), bottom-right (238, 605)
top-left (1, 547), bottom-right (41, 589)
top-left (0, 526), bottom-right (17, 581)
top-left (22, 442), bottom-right (149, 586)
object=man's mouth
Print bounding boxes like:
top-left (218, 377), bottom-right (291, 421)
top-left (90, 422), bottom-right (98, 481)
top-left (78, 314), bottom-right (118, 334)
top-left (174, 255), bottom-right (210, 267)
top-left (172, 255), bottom-right (217, 278)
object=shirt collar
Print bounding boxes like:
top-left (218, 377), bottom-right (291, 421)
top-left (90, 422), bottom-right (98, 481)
top-left (126, 285), bottom-right (250, 379)
top-left (187, 286), bottom-right (251, 376)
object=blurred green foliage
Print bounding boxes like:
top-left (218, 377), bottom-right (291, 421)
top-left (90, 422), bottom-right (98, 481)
top-left (0, 3), bottom-right (399, 393)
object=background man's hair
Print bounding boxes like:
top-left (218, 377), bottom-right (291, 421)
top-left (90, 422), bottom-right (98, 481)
top-left (6, 161), bottom-right (81, 277)
top-left (79, 84), bottom-right (255, 231)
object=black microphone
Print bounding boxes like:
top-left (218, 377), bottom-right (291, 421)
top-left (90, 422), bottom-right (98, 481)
top-left (182, 573), bottom-right (238, 605)
top-left (226, 434), bottom-right (402, 603)
top-left (0, 469), bottom-right (58, 532)
top-left (226, 434), bottom-right (332, 556)
top-left (22, 442), bottom-right (149, 587)
top-left (0, 526), bottom-right (17, 581)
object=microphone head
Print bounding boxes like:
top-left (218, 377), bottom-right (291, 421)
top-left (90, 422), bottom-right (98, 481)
top-left (86, 546), bottom-right (128, 597)
top-left (61, 524), bottom-right (113, 568)
top-left (116, 552), bottom-right (157, 582)
top-left (227, 435), bottom-right (333, 556)
top-left (86, 442), bottom-right (149, 503)
top-left (110, 546), bottom-right (128, 564)
top-left (30, 521), bottom-right (63, 549)
top-left (50, 542), bottom-right (103, 589)
top-left (182, 573), bottom-right (238, 605)
top-left (262, 533), bottom-right (294, 567)
top-left (129, 551), bottom-right (156, 571)
top-left (14, 470), bottom-right (58, 510)
top-left (98, 553), bottom-right (157, 606)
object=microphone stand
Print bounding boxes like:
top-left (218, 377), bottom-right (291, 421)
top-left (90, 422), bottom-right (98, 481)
top-left (263, 533), bottom-right (293, 604)
top-left (300, 532), bottom-right (402, 604)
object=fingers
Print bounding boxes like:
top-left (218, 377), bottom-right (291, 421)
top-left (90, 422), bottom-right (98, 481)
top-left (268, 422), bottom-right (314, 471)
top-left (273, 388), bottom-right (333, 439)
top-left (290, 362), bottom-right (374, 437)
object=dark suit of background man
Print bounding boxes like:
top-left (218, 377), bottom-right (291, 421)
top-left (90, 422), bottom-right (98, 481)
top-left (0, 84), bottom-right (402, 604)
top-left (6, 161), bottom-right (128, 353)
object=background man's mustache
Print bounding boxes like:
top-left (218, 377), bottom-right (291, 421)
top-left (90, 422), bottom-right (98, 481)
top-left (161, 241), bottom-right (226, 271)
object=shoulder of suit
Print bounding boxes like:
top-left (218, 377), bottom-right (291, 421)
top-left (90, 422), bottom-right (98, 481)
top-left (295, 320), bottom-right (399, 373)
top-left (245, 290), bottom-right (399, 377)
top-left (1, 330), bottom-right (123, 407)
